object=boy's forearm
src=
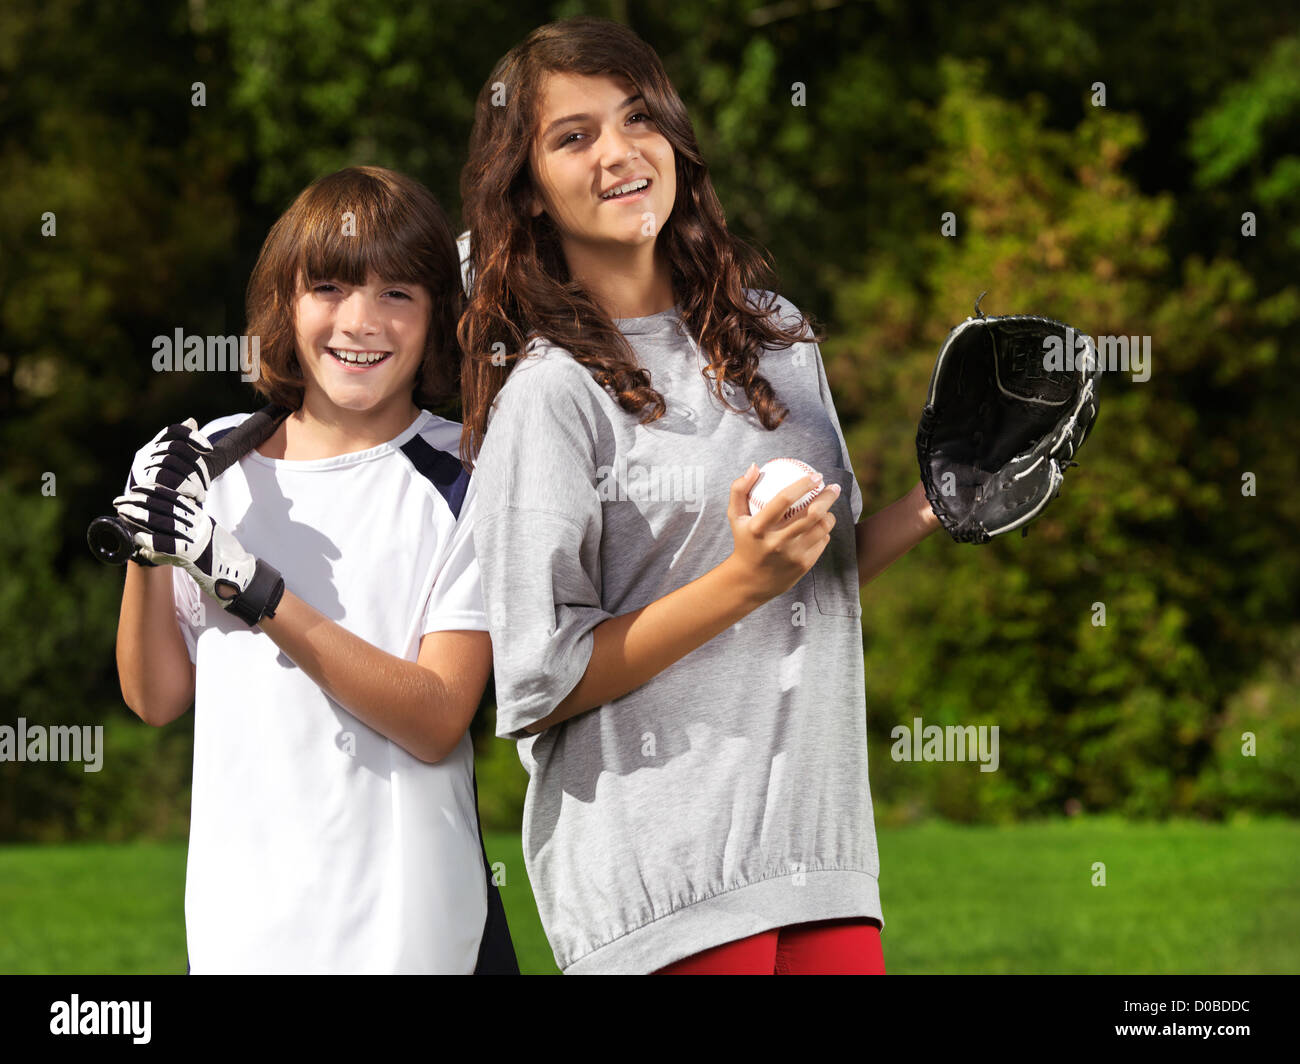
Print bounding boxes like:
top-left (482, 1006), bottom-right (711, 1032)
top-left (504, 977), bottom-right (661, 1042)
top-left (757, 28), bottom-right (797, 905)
top-left (116, 563), bottom-right (194, 724)
top-left (257, 590), bottom-right (470, 763)
top-left (856, 480), bottom-right (941, 587)
top-left (526, 556), bottom-right (765, 734)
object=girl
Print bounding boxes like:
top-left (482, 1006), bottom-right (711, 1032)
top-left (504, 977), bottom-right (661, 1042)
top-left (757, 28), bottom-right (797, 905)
top-left (113, 166), bottom-right (517, 974)
top-left (458, 18), bottom-right (939, 975)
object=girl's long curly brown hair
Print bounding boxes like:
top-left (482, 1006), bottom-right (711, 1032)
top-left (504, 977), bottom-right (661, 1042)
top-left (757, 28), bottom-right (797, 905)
top-left (457, 16), bottom-right (824, 468)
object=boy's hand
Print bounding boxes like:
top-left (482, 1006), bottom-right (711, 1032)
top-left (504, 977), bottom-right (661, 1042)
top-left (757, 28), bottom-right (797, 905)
top-left (126, 418), bottom-right (215, 502)
top-left (113, 484), bottom-right (284, 625)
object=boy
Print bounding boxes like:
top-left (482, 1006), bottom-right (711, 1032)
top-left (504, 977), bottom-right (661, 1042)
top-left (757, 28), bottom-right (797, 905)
top-left (114, 167), bottom-right (516, 974)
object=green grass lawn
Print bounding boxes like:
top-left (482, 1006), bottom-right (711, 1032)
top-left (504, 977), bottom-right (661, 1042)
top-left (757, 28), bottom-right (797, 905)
top-left (1, 817), bottom-right (1296, 974)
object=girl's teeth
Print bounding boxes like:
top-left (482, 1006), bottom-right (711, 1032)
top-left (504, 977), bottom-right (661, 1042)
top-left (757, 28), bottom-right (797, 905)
top-left (602, 179), bottom-right (649, 199)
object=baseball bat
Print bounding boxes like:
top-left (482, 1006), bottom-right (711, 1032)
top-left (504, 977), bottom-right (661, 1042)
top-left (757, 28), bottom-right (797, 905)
top-left (87, 404), bottom-right (291, 565)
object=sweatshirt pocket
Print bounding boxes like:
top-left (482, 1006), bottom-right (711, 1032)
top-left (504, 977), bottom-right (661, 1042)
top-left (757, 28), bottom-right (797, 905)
top-left (812, 466), bottom-right (862, 618)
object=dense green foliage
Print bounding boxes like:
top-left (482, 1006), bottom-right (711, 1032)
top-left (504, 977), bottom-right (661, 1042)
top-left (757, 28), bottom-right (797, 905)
top-left (2, 0), bottom-right (1296, 838)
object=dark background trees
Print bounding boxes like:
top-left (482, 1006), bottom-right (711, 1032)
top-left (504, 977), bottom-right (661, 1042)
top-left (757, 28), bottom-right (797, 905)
top-left (2, 0), bottom-right (1296, 838)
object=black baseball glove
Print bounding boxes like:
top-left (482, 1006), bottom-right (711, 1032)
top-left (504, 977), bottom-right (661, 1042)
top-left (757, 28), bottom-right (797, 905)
top-left (916, 294), bottom-right (1100, 543)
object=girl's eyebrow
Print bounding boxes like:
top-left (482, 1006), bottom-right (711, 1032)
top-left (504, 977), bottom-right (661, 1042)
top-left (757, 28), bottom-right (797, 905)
top-left (541, 94), bottom-right (643, 139)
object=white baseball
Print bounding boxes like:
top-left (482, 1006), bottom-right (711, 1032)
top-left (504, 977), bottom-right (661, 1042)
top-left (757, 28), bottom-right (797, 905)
top-left (747, 458), bottom-right (824, 521)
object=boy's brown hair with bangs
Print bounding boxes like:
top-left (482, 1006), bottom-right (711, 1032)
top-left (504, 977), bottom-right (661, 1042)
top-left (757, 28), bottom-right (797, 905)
top-left (246, 166), bottom-right (463, 414)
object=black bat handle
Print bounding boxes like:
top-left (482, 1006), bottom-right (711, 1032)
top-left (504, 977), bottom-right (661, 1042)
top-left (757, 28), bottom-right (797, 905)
top-left (87, 514), bottom-right (141, 565)
top-left (87, 404), bottom-right (290, 565)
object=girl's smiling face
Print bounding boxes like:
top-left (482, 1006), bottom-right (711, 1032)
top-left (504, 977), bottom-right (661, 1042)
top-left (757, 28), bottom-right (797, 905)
top-left (291, 272), bottom-right (430, 418)
top-left (529, 71), bottom-right (676, 253)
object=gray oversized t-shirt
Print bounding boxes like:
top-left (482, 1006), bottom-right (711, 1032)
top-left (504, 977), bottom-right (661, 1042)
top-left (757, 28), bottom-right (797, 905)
top-left (471, 291), bottom-right (883, 974)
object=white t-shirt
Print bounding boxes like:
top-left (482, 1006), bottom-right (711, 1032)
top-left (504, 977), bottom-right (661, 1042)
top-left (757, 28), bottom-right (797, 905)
top-left (169, 409), bottom-right (496, 973)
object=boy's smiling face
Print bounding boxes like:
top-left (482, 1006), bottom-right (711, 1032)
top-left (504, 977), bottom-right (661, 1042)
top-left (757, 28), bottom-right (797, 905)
top-left (292, 271), bottom-right (430, 419)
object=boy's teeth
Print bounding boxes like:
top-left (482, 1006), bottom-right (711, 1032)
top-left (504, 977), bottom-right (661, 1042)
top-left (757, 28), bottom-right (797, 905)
top-left (329, 349), bottom-right (389, 364)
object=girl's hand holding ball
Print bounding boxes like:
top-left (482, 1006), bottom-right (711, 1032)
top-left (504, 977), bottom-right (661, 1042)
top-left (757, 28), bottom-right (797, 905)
top-left (725, 458), bottom-right (840, 605)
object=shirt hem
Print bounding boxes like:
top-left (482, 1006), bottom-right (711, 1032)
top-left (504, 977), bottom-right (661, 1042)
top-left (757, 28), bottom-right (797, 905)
top-left (561, 868), bottom-right (883, 974)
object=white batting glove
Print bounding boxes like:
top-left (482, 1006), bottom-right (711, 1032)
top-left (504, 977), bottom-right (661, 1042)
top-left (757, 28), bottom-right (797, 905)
top-left (126, 418), bottom-right (215, 502)
top-left (113, 483), bottom-right (284, 626)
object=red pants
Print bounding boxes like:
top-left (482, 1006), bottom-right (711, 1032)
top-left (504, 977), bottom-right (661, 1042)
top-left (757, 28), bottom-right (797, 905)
top-left (653, 918), bottom-right (884, 974)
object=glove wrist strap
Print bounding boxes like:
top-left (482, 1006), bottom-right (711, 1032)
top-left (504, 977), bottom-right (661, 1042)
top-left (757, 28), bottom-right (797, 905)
top-left (223, 559), bottom-right (285, 627)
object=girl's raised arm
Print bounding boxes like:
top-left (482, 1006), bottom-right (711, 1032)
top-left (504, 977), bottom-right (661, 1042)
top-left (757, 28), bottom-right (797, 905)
top-left (525, 467), bottom-right (838, 733)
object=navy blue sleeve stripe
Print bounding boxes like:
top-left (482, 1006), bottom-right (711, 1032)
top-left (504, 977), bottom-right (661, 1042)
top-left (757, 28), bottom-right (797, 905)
top-left (400, 434), bottom-right (470, 519)
top-left (471, 765), bottom-right (520, 975)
